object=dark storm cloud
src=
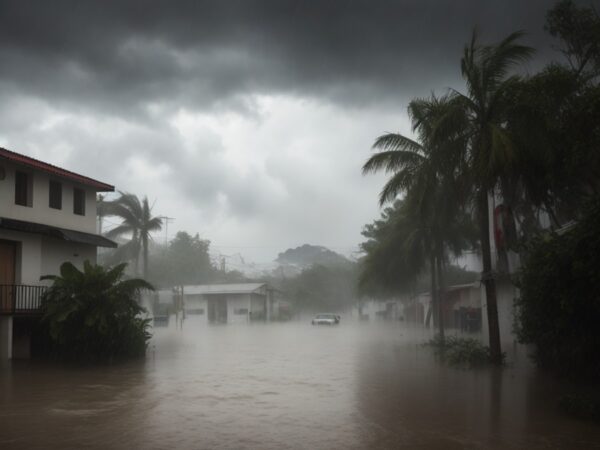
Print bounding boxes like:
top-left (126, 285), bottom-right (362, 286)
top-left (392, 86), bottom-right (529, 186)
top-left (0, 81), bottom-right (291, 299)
top-left (0, 0), bottom-right (558, 114)
top-left (0, 1), bottom-right (572, 262)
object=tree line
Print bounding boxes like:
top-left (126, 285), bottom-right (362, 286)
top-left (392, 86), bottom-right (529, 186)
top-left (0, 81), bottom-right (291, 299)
top-left (360, 0), bottom-right (600, 365)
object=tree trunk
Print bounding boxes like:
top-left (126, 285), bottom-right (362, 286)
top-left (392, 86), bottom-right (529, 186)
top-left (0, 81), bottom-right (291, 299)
top-left (143, 234), bottom-right (149, 280)
top-left (479, 190), bottom-right (502, 364)
top-left (425, 252), bottom-right (437, 329)
top-left (436, 248), bottom-right (445, 341)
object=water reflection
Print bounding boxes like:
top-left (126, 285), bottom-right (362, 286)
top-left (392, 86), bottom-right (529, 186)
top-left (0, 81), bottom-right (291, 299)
top-left (1, 320), bottom-right (599, 449)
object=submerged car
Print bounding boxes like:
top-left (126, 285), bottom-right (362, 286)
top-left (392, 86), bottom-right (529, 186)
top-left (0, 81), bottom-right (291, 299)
top-left (311, 314), bottom-right (340, 325)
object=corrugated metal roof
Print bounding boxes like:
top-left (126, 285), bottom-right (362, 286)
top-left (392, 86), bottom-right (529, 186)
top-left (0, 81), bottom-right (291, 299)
top-left (0, 147), bottom-right (114, 192)
top-left (183, 283), bottom-right (267, 295)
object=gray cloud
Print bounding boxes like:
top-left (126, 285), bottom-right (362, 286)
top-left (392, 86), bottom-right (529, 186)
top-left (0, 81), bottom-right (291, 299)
top-left (0, 0), bottom-right (559, 114)
top-left (0, 1), bottom-right (571, 262)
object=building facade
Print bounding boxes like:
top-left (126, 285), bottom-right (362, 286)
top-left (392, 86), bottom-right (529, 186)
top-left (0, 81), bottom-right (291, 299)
top-left (0, 147), bottom-right (116, 359)
top-left (181, 283), bottom-right (279, 324)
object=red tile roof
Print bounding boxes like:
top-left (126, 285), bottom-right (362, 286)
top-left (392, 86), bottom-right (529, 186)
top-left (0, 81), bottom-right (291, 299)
top-left (0, 147), bottom-right (114, 192)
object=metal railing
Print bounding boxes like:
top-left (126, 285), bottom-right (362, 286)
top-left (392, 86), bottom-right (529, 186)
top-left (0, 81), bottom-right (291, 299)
top-left (0, 284), bottom-right (47, 315)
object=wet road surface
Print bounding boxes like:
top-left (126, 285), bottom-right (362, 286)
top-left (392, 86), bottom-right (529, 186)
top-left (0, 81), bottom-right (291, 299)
top-left (1, 319), bottom-right (599, 449)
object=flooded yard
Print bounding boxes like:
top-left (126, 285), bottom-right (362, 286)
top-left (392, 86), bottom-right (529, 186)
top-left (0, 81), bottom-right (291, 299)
top-left (1, 320), bottom-right (599, 449)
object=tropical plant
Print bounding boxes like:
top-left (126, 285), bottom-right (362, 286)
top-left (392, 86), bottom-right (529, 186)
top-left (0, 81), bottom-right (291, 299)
top-left (430, 30), bottom-right (534, 363)
top-left (515, 196), bottom-right (600, 380)
top-left (426, 334), bottom-right (501, 366)
top-left (40, 261), bottom-right (153, 362)
top-left (148, 231), bottom-right (216, 287)
top-left (103, 192), bottom-right (163, 279)
top-left (362, 95), bottom-right (473, 339)
top-left (545, 0), bottom-right (600, 81)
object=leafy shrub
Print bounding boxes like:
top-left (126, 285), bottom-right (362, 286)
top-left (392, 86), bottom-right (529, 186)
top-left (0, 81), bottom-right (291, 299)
top-left (515, 197), bottom-right (600, 380)
top-left (40, 261), bottom-right (153, 362)
top-left (426, 335), bottom-right (500, 366)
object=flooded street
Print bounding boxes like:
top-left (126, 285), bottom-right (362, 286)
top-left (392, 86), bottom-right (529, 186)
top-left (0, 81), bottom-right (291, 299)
top-left (1, 320), bottom-right (599, 449)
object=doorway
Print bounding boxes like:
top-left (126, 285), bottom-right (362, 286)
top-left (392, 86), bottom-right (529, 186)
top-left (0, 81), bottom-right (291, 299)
top-left (0, 240), bottom-right (16, 312)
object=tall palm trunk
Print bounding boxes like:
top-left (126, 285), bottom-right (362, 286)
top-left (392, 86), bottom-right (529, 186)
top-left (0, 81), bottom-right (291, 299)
top-left (436, 247), bottom-right (445, 341)
top-left (425, 252), bottom-right (437, 328)
top-left (143, 234), bottom-right (149, 280)
top-left (479, 189), bottom-right (502, 363)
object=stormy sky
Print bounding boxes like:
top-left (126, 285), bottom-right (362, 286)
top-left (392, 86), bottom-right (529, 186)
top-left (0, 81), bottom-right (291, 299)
top-left (0, 1), bottom-right (565, 264)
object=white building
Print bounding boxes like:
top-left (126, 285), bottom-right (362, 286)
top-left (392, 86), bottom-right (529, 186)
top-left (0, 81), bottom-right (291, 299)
top-left (354, 299), bottom-right (402, 321)
top-left (182, 283), bottom-right (278, 324)
top-left (0, 147), bottom-right (115, 359)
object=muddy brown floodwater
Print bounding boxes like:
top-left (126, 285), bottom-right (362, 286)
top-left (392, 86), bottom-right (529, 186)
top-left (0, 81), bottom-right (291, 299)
top-left (1, 319), bottom-right (600, 449)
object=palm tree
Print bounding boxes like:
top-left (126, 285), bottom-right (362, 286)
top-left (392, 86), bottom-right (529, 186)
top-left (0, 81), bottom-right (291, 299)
top-left (41, 261), bottom-right (153, 361)
top-left (103, 192), bottom-right (163, 280)
top-left (439, 31), bottom-right (534, 363)
top-left (363, 95), bottom-right (471, 339)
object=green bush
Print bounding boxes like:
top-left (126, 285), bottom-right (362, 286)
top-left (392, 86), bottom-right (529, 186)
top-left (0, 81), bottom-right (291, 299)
top-left (426, 335), bottom-right (499, 366)
top-left (40, 261), bottom-right (153, 362)
top-left (515, 197), bottom-right (600, 380)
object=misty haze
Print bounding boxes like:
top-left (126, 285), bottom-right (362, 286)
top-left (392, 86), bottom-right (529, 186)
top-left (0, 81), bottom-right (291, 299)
top-left (1, 1), bottom-right (600, 449)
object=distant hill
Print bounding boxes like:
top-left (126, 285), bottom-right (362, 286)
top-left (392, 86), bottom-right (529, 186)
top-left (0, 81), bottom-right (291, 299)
top-left (276, 244), bottom-right (350, 268)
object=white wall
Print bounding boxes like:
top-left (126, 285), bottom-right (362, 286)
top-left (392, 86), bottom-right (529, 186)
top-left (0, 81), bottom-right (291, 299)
top-left (0, 160), bottom-right (98, 233)
top-left (227, 294), bottom-right (252, 324)
top-left (0, 230), bottom-right (96, 285)
top-left (0, 229), bottom-right (42, 285)
top-left (184, 294), bottom-right (208, 323)
top-left (40, 236), bottom-right (96, 279)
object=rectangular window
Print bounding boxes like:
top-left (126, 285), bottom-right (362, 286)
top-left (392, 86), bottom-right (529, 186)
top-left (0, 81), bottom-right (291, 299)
top-left (14, 171), bottom-right (32, 207)
top-left (234, 308), bottom-right (249, 315)
top-left (73, 188), bottom-right (85, 216)
top-left (49, 181), bottom-right (62, 210)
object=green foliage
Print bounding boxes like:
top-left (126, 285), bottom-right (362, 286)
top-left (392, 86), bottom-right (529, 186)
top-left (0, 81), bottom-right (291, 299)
top-left (275, 263), bottom-right (358, 312)
top-left (276, 244), bottom-right (350, 268)
top-left (102, 191), bottom-right (163, 278)
top-left (426, 335), bottom-right (501, 367)
top-left (359, 200), bottom-right (425, 297)
top-left (40, 261), bottom-right (153, 362)
top-left (148, 231), bottom-right (217, 287)
top-left (546, 0), bottom-right (600, 78)
top-left (358, 200), bottom-right (477, 298)
top-left (515, 196), bottom-right (600, 380)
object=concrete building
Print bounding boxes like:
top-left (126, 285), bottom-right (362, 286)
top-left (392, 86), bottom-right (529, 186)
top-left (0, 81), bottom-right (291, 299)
top-left (354, 299), bottom-right (402, 321)
top-left (0, 147), bottom-right (115, 359)
top-left (181, 283), bottom-right (280, 324)
top-left (405, 282), bottom-right (483, 333)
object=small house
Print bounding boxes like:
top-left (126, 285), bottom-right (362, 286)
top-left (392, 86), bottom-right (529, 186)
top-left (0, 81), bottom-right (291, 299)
top-left (182, 283), bottom-right (277, 324)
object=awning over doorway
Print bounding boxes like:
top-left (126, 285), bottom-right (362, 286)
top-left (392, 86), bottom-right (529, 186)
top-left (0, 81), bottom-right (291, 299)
top-left (0, 217), bottom-right (117, 248)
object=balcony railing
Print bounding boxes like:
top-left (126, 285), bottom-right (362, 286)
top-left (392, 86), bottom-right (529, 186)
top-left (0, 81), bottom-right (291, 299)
top-left (0, 284), bottom-right (47, 315)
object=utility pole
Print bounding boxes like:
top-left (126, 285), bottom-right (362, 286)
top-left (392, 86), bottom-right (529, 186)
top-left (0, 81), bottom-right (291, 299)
top-left (159, 216), bottom-right (175, 247)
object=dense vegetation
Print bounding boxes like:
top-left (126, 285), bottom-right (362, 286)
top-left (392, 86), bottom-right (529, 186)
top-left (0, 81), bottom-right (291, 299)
top-left (40, 262), bottom-right (153, 362)
top-left (427, 334), bottom-right (501, 367)
top-left (276, 244), bottom-right (350, 268)
top-left (515, 197), bottom-right (600, 380)
top-left (271, 262), bottom-right (358, 312)
top-left (360, 0), bottom-right (600, 365)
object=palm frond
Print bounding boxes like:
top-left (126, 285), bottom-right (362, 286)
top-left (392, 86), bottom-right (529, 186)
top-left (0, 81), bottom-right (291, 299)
top-left (362, 149), bottom-right (424, 175)
top-left (372, 133), bottom-right (423, 153)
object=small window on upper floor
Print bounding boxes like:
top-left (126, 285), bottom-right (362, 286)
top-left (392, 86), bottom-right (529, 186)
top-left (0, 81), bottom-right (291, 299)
top-left (49, 180), bottom-right (62, 210)
top-left (73, 188), bottom-right (85, 216)
top-left (15, 171), bottom-right (33, 207)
